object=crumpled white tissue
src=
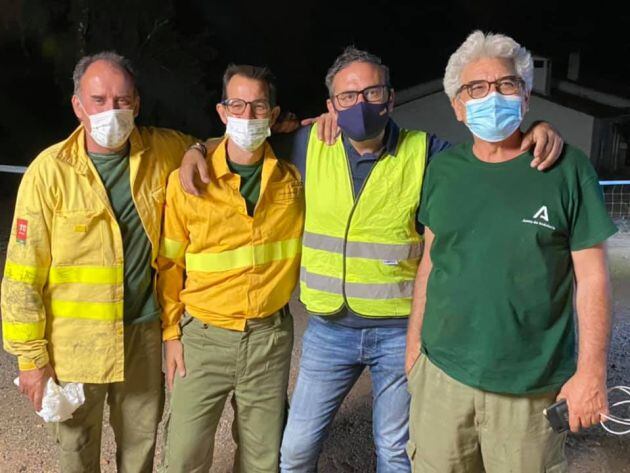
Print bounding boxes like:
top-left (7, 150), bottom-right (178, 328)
top-left (14, 377), bottom-right (85, 422)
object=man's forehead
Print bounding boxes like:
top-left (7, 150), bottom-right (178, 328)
top-left (333, 61), bottom-right (384, 88)
top-left (226, 75), bottom-right (269, 98)
top-left (80, 61), bottom-right (135, 92)
top-left (461, 57), bottom-right (515, 81)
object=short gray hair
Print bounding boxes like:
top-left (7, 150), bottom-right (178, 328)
top-left (325, 46), bottom-right (391, 97)
top-left (443, 31), bottom-right (533, 99)
top-left (221, 64), bottom-right (277, 106)
top-left (72, 51), bottom-right (136, 95)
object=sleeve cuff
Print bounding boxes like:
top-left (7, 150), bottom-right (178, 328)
top-left (162, 324), bottom-right (182, 341)
top-left (18, 352), bottom-right (49, 371)
top-left (570, 224), bottom-right (618, 251)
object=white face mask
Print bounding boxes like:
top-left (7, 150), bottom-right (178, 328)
top-left (87, 109), bottom-right (135, 149)
top-left (225, 116), bottom-right (270, 152)
top-left (78, 98), bottom-right (135, 150)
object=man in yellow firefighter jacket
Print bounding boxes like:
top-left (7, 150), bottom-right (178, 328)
top-left (1, 52), bottom-right (197, 472)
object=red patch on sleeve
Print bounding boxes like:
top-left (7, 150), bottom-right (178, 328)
top-left (16, 218), bottom-right (28, 243)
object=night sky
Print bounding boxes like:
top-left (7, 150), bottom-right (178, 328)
top-left (1, 0), bottom-right (629, 173)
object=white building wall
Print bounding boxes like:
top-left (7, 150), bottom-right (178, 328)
top-left (393, 93), bottom-right (470, 144)
top-left (524, 95), bottom-right (595, 156)
top-left (393, 91), bottom-right (596, 156)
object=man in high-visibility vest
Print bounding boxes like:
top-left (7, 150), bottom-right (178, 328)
top-left (157, 64), bottom-right (303, 473)
top-left (282, 48), bottom-right (563, 473)
top-left (178, 47), bottom-right (564, 473)
top-left (1, 52), bottom-right (198, 472)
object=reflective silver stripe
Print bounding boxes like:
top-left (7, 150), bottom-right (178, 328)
top-left (303, 231), bottom-right (422, 260)
top-left (303, 232), bottom-right (344, 253)
top-left (301, 268), bottom-right (414, 300)
top-left (346, 280), bottom-right (415, 299)
top-left (300, 268), bottom-right (343, 294)
top-left (347, 241), bottom-right (422, 260)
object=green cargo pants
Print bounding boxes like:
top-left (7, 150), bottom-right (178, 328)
top-left (49, 320), bottom-right (165, 473)
top-left (163, 308), bottom-right (293, 473)
top-left (407, 354), bottom-right (568, 473)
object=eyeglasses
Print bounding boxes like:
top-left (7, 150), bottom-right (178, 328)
top-left (457, 75), bottom-right (524, 100)
top-left (334, 85), bottom-right (391, 109)
top-left (221, 98), bottom-right (271, 117)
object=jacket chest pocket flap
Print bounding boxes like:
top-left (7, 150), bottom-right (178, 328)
top-left (52, 209), bottom-right (105, 265)
top-left (268, 181), bottom-right (303, 204)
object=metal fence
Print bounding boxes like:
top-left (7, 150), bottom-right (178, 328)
top-left (601, 181), bottom-right (630, 233)
top-left (1, 166), bottom-right (629, 231)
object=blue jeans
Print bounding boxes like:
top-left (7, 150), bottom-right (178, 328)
top-left (281, 316), bottom-right (410, 473)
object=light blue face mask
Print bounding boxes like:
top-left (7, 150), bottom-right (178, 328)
top-left (464, 92), bottom-right (523, 142)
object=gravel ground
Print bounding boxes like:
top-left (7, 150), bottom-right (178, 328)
top-left (0, 199), bottom-right (628, 472)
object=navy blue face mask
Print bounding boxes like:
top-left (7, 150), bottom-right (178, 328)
top-left (336, 101), bottom-right (390, 141)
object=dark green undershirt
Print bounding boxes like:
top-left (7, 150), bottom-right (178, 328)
top-left (228, 158), bottom-right (263, 216)
top-left (88, 150), bottom-right (160, 325)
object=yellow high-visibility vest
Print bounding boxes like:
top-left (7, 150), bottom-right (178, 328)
top-left (1, 126), bottom-right (195, 383)
top-left (300, 124), bottom-right (427, 317)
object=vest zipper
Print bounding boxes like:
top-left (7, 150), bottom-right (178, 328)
top-left (341, 149), bottom-right (385, 308)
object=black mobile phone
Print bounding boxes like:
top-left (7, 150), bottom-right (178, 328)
top-left (544, 399), bottom-right (570, 433)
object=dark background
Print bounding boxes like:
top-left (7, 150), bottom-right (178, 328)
top-left (1, 0), bottom-right (629, 172)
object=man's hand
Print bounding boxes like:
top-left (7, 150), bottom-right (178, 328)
top-left (271, 112), bottom-right (301, 134)
top-left (405, 342), bottom-right (421, 378)
top-left (557, 370), bottom-right (608, 432)
top-left (301, 113), bottom-right (339, 145)
top-left (18, 363), bottom-right (55, 411)
top-left (165, 339), bottom-right (186, 391)
top-left (521, 122), bottom-right (564, 171)
top-left (179, 147), bottom-right (210, 196)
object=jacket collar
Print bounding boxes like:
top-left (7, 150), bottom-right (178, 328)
top-left (210, 137), bottom-right (277, 180)
top-left (55, 125), bottom-right (147, 174)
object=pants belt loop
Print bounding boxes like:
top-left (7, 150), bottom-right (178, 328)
top-left (273, 306), bottom-right (285, 327)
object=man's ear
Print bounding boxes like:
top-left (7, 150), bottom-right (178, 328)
top-left (133, 95), bottom-right (141, 118)
top-left (71, 95), bottom-right (84, 121)
top-left (326, 98), bottom-right (337, 116)
top-left (452, 97), bottom-right (465, 123)
top-left (387, 89), bottom-right (395, 113)
top-left (269, 105), bottom-right (281, 127)
top-left (216, 103), bottom-right (228, 126)
top-left (523, 91), bottom-right (531, 114)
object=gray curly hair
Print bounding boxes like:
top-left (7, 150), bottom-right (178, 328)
top-left (443, 31), bottom-right (533, 99)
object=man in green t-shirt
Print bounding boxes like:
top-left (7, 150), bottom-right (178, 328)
top-left (405, 31), bottom-right (617, 472)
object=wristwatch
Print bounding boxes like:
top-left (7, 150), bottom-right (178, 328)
top-left (188, 141), bottom-right (207, 156)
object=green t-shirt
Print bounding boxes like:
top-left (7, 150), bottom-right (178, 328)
top-left (418, 143), bottom-right (617, 394)
top-left (88, 151), bottom-right (160, 325)
top-left (228, 158), bottom-right (263, 216)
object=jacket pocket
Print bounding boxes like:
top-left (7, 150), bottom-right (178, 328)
top-left (52, 209), bottom-right (105, 265)
top-left (268, 181), bottom-right (303, 204)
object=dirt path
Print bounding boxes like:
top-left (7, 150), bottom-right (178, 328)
top-left (0, 205), bottom-right (628, 472)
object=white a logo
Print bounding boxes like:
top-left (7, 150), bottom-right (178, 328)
top-left (533, 206), bottom-right (549, 222)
